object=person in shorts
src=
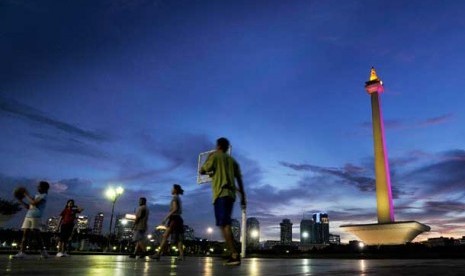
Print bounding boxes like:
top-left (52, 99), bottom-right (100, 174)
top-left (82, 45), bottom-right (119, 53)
top-left (56, 199), bottom-right (83, 257)
top-left (130, 197), bottom-right (149, 258)
top-left (200, 137), bottom-right (246, 266)
top-left (13, 181), bottom-right (50, 259)
top-left (151, 184), bottom-right (185, 260)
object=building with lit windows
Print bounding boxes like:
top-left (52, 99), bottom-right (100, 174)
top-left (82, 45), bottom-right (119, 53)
top-left (115, 214), bottom-right (136, 240)
top-left (300, 218), bottom-right (314, 245)
top-left (47, 216), bottom-right (60, 232)
top-left (92, 212), bottom-right (104, 235)
top-left (76, 215), bottom-right (89, 234)
top-left (280, 219), bottom-right (293, 245)
top-left (246, 217), bottom-right (260, 249)
top-left (313, 213), bottom-right (330, 244)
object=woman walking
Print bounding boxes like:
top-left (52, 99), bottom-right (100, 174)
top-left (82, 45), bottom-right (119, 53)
top-left (152, 184), bottom-right (185, 260)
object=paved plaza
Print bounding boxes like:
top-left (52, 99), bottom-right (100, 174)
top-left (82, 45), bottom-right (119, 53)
top-left (1, 254), bottom-right (465, 275)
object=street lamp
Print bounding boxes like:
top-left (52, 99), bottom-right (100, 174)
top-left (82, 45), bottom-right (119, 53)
top-left (105, 186), bottom-right (124, 237)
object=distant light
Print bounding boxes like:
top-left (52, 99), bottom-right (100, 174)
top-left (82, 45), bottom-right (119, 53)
top-left (359, 242), bottom-right (365, 249)
top-left (112, 246), bottom-right (117, 250)
top-left (147, 234), bottom-right (152, 239)
top-left (251, 229), bottom-right (259, 238)
top-left (302, 232), bottom-right (309, 239)
top-left (207, 227), bottom-right (213, 234)
top-left (209, 248), bottom-right (214, 252)
top-left (146, 246), bottom-right (152, 250)
top-left (286, 250), bottom-right (290, 254)
top-left (116, 187), bottom-right (124, 195)
top-left (121, 219), bottom-right (128, 225)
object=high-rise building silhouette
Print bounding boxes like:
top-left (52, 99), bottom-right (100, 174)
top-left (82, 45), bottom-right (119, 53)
top-left (47, 216), bottom-right (60, 232)
top-left (313, 213), bottom-right (329, 244)
top-left (92, 212), bottom-right (104, 235)
top-left (300, 218), bottom-right (314, 245)
top-left (115, 214), bottom-right (136, 240)
top-left (280, 219), bottom-right (293, 245)
top-left (77, 215), bottom-right (89, 234)
top-left (231, 219), bottom-right (241, 242)
top-left (246, 217), bottom-right (260, 249)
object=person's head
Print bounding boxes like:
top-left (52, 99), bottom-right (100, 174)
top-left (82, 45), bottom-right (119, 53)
top-left (216, 137), bottom-right (230, 152)
top-left (38, 181), bottom-right (50, 194)
top-left (172, 184), bottom-right (184, 195)
top-left (139, 197), bottom-right (147, 206)
top-left (66, 199), bottom-right (75, 208)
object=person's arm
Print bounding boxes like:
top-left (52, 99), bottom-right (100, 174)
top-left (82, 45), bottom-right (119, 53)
top-left (162, 200), bottom-right (179, 224)
top-left (234, 162), bottom-right (246, 209)
top-left (133, 208), bottom-right (145, 229)
top-left (200, 152), bottom-right (215, 175)
top-left (25, 192), bottom-right (45, 206)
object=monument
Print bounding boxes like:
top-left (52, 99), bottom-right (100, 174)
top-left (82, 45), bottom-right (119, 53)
top-left (340, 68), bottom-right (430, 245)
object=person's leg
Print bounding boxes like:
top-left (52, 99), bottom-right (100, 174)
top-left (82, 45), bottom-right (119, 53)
top-left (221, 225), bottom-right (238, 258)
top-left (177, 240), bottom-right (184, 260)
top-left (153, 227), bottom-right (172, 259)
top-left (19, 228), bottom-right (29, 252)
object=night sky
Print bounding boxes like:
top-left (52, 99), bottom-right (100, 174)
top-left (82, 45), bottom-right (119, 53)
top-left (1, 0), bottom-right (465, 242)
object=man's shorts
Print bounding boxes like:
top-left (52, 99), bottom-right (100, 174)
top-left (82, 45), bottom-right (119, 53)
top-left (214, 196), bottom-right (235, 227)
top-left (133, 230), bottom-right (146, 242)
top-left (21, 217), bottom-right (42, 230)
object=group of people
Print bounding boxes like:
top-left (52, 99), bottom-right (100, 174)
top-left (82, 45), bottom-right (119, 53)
top-left (13, 181), bottom-right (84, 259)
top-left (11, 137), bottom-right (247, 266)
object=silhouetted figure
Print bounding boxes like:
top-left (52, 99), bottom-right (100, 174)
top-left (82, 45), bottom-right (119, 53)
top-left (200, 137), bottom-right (246, 266)
top-left (57, 199), bottom-right (83, 257)
top-left (13, 181), bottom-right (50, 259)
top-left (130, 197), bottom-right (149, 258)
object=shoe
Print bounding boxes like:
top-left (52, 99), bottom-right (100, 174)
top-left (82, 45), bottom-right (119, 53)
top-left (12, 252), bottom-right (27, 259)
top-left (150, 254), bottom-right (160, 260)
top-left (138, 252), bottom-right (148, 259)
top-left (40, 250), bottom-right (49, 259)
top-left (56, 252), bottom-right (65, 257)
top-left (224, 255), bottom-right (241, 266)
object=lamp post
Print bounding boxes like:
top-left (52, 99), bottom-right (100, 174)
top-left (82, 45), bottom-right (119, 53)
top-left (106, 186), bottom-right (124, 237)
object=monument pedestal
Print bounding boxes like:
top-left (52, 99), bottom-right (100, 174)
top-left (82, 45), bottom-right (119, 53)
top-left (340, 221), bottom-right (430, 245)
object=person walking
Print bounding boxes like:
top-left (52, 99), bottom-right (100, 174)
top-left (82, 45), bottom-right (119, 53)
top-left (200, 137), bottom-right (246, 266)
top-left (151, 184), bottom-right (185, 261)
top-left (130, 197), bottom-right (149, 258)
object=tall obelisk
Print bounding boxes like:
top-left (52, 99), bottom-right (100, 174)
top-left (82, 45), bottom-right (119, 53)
top-left (340, 68), bottom-right (430, 245)
top-left (365, 67), bottom-right (394, 223)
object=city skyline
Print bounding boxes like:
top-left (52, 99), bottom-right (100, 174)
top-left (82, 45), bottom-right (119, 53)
top-left (2, 0), bottom-right (465, 242)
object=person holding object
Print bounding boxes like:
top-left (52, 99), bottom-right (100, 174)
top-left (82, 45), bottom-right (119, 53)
top-left (200, 137), bottom-right (246, 266)
top-left (130, 197), bottom-right (149, 258)
top-left (13, 181), bottom-right (50, 259)
top-left (56, 199), bottom-right (83, 257)
top-left (151, 184), bottom-right (185, 261)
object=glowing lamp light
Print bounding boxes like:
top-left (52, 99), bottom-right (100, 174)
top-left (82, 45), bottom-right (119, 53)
top-left (251, 229), bottom-right (259, 238)
top-left (147, 234), bottom-right (152, 239)
top-left (359, 242), bottom-right (365, 249)
top-left (302, 232), bottom-right (309, 239)
top-left (121, 219), bottom-right (128, 225)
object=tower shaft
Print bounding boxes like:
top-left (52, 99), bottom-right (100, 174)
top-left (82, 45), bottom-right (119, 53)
top-left (370, 93), bottom-right (395, 223)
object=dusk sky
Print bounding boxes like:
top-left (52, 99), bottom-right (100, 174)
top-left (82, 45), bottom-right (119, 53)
top-left (1, 0), bottom-right (465, 242)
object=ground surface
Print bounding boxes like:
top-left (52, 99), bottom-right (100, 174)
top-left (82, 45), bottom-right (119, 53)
top-left (1, 254), bottom-right (465, 275)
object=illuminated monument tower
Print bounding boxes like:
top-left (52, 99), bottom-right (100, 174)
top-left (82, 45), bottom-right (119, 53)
top-left (341, 68), bottom-right (430, 245)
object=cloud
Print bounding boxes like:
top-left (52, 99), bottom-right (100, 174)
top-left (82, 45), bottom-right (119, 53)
top-left (359, 113), bottom-right (453, 132)
top-left (30, 132), bottom-right (110, 159)
top-left (0, 96), bottom-right (110, 142)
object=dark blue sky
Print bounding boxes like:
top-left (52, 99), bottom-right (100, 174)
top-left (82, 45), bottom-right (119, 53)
top-left (1, 0), bottom-right (465, 241)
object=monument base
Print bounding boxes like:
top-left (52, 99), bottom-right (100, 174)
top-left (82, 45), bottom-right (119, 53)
top-left (340, 221), bottom-right (430, 245)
